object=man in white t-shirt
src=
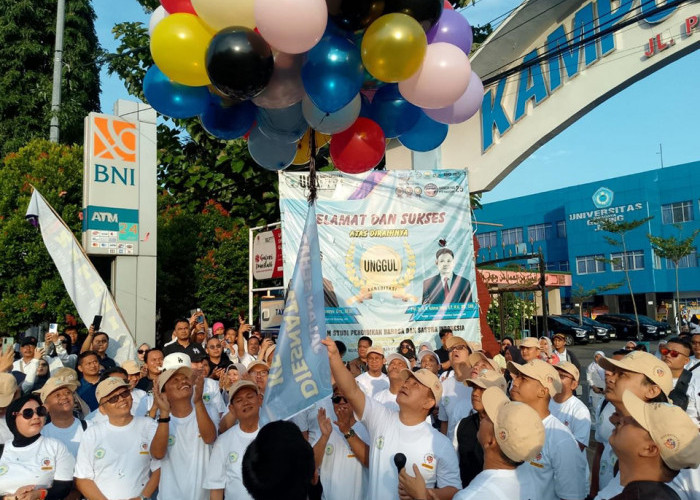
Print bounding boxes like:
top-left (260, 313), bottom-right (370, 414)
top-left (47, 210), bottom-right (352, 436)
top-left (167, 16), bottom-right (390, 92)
top-left (322, 338), bottom-right (461, 500)
top-left (0, 373), bottom-right (18, 443)
top-left (190, 352), bottom-right (227, 428)
top-left (74, 377), bottom-right (160, 500)
top-left (37, 376), bottom-right (84, 458)
top-left (549, 361), bottom-right (591, 450)
top-left (149, 353), bottom-right (217, 500)
top-left (454, 386), bottom-right (545, 499)
top-left (355, 346), bottom-right (389, 397)
top-left (374, 353), bottom-right (410, 411)
top-left (204, 380), bottom-right (262, 500)
top-left (438, 337), bottom-right (474, 441)
top-left (508, 359), bottom-right (588, 500)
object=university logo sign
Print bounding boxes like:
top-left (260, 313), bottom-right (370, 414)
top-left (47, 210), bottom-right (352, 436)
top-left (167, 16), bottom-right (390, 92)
top-left (592, 187), bottom-right (614, 208)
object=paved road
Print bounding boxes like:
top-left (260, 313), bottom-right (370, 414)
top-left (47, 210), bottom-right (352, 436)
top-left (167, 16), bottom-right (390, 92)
top-left (567, 338), bottom-right (662, 370)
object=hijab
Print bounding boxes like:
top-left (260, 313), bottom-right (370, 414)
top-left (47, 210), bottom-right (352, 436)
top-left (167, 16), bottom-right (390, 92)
top-left (5, 394), bottom-right (44, 447)
top-left (506, 345), bottom-right (525, 364)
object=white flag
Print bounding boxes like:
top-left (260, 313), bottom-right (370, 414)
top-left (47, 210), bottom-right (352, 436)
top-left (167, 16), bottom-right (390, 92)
top-left (26, 188), bottom-right (136, 363)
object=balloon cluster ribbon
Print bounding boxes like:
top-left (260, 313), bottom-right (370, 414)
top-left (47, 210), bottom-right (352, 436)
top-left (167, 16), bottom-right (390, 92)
top-left (307, 128), bottom-right (318, 205)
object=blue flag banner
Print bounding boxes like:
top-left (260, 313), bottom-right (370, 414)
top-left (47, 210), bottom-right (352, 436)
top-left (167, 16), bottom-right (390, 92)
top-left (260, 203), bottom-right (332, 424)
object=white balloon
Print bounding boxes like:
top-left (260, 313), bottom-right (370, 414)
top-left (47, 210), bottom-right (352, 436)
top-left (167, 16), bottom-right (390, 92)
top-left (148, 6), bottom-right (169, 36)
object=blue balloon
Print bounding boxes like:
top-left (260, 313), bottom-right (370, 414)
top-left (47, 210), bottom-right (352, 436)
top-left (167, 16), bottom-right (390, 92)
top-left (302, 34), bottom-right (364, 113)
top-left (200, 97), bottom-right (256, 141)
top-left (398, 111), bottom-right (449, 152)
top-left (143, 65), bottom-right (209, 119)
top-left (302, 93), bottom-right (360, 134)
top-left (248, 127), bottom-right (297, 171)
top-left (370, 84), bottom-right (421, 138)
top-left (257, 102), bottom-right (307, 143)
top-left (359, 93), bottom-right (373, 119)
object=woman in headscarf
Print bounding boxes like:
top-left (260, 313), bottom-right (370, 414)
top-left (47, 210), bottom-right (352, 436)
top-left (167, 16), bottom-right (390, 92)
top-left (538, 336), bottom-right (560, 365)
top-left (397, 339), bottom-right (417, 368)
top-left (0, 394), bottom-right (74, 500)
top-left (28, 359), bottom-right (50, 394)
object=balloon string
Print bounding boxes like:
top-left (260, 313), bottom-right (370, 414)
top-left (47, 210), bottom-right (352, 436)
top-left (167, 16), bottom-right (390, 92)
top-left (308, 129), bottom-right (318, 206)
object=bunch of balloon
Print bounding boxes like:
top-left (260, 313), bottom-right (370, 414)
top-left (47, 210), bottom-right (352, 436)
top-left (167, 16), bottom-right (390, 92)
top-left (143, 0), bottom-right (483, 173)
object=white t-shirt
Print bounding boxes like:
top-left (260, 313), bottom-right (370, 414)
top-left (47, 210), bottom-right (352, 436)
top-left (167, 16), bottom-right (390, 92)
top-left (438, 376), bottom-right (472, 443)
top-left (453, 468), bottom-right (521, 500)
top-left (42, 418), bottom-right (85, 458)
top-left (202, 378), bottom-right (227, 429)
top-left (373, 388), bottom-right (399, 412)
top-left (516, 414), bottom-right (588, 500)
top-left (549, 395), bottom-right (592, 447)
top-left (594, 473), bottom-right (622, 500)
top-left (0, 419), bottom-right (12, 444)
top-left (360, 396), bottom-right (461, 500)
top-left (203, 423), bottom-right (259, 500)
top-left (157, 409), bottom-right (212, 500)
top-left (0, 436), bottom-right (75, 495)
top-left (356, 372), bottom-right (389, 398)
top-left (289, 395), bottom-right (334, 446)
top-left (85, 408), bottom-right (109, 426)
top-left (131, 388), bottom-right (147, 414)
top-left (669, 465), bottom-right (700, 500)
top-left (594, 401), bottom-right (617, 489)
top-left (319, 422), bottom-right (369, 500)
top-left (74, 417), bottom-right (158, 499)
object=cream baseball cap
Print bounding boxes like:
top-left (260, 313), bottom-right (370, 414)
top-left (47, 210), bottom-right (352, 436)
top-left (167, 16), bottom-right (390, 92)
top-left (417, 350), bottom-right (440, 366)
top-left (622, 390), bottom-right (700, 470)
top-left (386, 353), bottom-right (410, 369)
top-left (554, 361), bottom-right (580, 382)
top-left (482, 386), bottom-right (545, 463)
top-left (507, 359), bottom-right (562, 396)
top-left (95, 377), bottom-right (130, 402)
top-left (161, 352), bottom-right (193, 371)
top-left (247, 360), bottom-right (270, 372)
top-left (465, 370), bottom-right (507, 392)
top-left (366, 346), bottom-right (385, 357)
top-left (519, 337), bottom-right (539, 349)
top-left (468, 351), bottom-right (500, 372)
top-left (52, 367), bottom-right (79, 383)
top-left (228, 380), bottom-right (260, 401)
top-left (121, 360), bottom-right (141, 375)
top-left (597, 350), bottom-right (672, 396)
top-left (0, 373), bottom-right (18, 407)
top-left (33, 376), bottom-right (78, 404)
top-left (400, 368), bottom-right (443, 402)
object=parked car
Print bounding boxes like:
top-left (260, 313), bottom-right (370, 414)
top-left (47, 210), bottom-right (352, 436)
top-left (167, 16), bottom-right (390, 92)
top-left (594, 314), bottom-right (670, 340)
top-left (559, 314), bottom-right (616, 342)
top-left (525, 315), bottom-right (593, 346)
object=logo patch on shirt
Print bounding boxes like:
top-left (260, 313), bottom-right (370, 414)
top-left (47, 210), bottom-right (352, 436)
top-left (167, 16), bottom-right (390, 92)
top-left (376, 436), bottom-right (385, 450)
top-left (168, 435), bottom-right (175, 447)
top-left (421, 453), bottom-right (435, 470)
top-left (0, 465), bottom-right (8, 476)
top-left (442, 397), bottom-right (450, 406)
top-left (140, 442), bottom-right (149, 455)
top-left (325, 444), bottom-right (334, 456)
top-left (229, 452), bottom-right (239, 463)
top-left (41, 457), bottom-right (53, 470)
top-left (202, 393), bottom-right (211, 403)
top-left (94, 448), bottom-right (106, 460)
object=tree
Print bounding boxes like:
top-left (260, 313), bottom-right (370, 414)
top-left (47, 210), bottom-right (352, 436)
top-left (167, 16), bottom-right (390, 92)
top-left (0, 0), bottom-right (101, 157)
top-left (570, 282), bottom-right (622, 325)
top-left (593, 216), bottom-right (653, 340)
top-left (648, 226), bottom-right (700, 332)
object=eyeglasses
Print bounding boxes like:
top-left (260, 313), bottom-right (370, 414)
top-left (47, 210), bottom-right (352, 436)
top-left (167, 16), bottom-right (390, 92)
top-left (659, 347), bottom-right (689, 358)
top-left (400, 344), bottom-right (411, 349)
top-left (448, 345), bottom-right (467, 353)
top-left (252, 370), bottom-right (269, 378)
top-left (691, 341), bottom-right (700, 346)
top-left (13, 406), bottom-right (48, 419)
top-left (332, 396), bottom-right (347, 404)
top-left (208, 344), bottom-right (222, 349)
top-left (101, 390), bottom-right (131, 406)
top-left (137, 349), bottom-right (148, 354)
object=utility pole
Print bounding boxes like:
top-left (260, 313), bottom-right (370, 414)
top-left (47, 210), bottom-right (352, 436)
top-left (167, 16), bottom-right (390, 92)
top-left (49, 0), bottom-right (66, 143)
top-left (657, 143), bottom-right (664, 169)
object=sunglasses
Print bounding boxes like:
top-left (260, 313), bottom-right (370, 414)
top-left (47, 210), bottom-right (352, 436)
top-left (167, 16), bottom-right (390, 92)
top-left (14, 406), bottom-right (48, 419)
top-left (101, 390), bottom-right (131, 406)
top-left (659, 347), bottom-right (688, 358)
top-left (332, 396), bottom-right (347, 404)
top-left (137, 349), bottom-right (148, 354)
top-left (448, 345), bottom-right (468, 353)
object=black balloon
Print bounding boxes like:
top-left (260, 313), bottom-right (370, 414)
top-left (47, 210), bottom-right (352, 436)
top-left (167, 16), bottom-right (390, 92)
top-left (384, 0), bottom-right (443, 31)
top-left (326, 0), bottom-right (386, 31)
top-left (205, 27), bottom-right (274, 101)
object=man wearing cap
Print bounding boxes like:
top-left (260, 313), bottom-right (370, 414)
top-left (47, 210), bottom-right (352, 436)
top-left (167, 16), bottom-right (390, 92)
top-left (508, 358), bottom-right (588, 500)
top-left (149, 354), bottom-right (216, 500)
top-left (204, 380), bottom-right (262, 500)
top-left (122, 359), bottom-right (148, 413)
top-left (418, 349), bottom-right (441, 375)
top-left (74, 377), bottom-right (160, 500)
top-left (348, 336), bottom-right (372, 377)
top-left (322, 337), bottom-right (461, 500)
top-left (452, 386), bottom-right (546, 499)
top-left (609, 390), bottom-right (700, 499)
top-left (0, 372), bottom-right (19, 443)
top-left (219, 359), bottom-right (272, 435)
top-left (519, 337), bottom-right (540, 363)
top-left (552, 333), bottom-right (581, 371)
top-left (438, 337), bottom-right (474, 442)
top-left (456, 370), bottom-right (508, 487)
top-left (374, 353), bottom-right (411, 411)
top-left (13, 336), bottom-right (48, 393)
top-left (38, 376), bottom-right (84, 458)
top-left (550, 361), bottom-right (591, 451)
top-left (355, 346), bottom-right (389, 398)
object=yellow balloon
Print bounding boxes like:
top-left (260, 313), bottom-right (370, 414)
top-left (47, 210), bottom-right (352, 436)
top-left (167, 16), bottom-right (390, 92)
top-left (361, 13), bottom-right (427, 83)
top-left (150, 14), bottom-right (214, 87)
top-left (191, 0), bottom-right (256, 31)
top-left (293, 129), bottom-right (331, 165)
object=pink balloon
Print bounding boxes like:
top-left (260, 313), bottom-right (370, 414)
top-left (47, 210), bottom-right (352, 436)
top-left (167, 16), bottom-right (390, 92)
top-left (424, 73), bottom-right (483, 124)
top-left (254, 0), bottom-right (328, 54)
top-left (399, 43), bottom-right (471, 109)
top-left (252, 52), bottom-right (305, 109)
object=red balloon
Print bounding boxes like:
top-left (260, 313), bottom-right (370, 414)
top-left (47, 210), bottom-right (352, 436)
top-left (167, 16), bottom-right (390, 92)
top-left (444, 0), bottom-right (453, 9)
top-left (161, 0), bottom-right (196, 14)
top-left (330, 117), bottom-right (385, 174)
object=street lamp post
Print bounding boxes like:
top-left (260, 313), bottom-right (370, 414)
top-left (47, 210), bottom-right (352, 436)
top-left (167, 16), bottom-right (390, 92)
top-left (49, 0), bottom-right (66, 143)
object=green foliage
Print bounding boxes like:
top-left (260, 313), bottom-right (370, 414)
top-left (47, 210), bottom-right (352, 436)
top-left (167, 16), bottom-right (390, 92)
top-left (648, 226), bottom-right (700, 265)
top-left (486, 292), bottom-right (537, 337)
top-left (0, 0), bottom-right (100, 156)
top-left (0, 139), bottom-right (84, 333)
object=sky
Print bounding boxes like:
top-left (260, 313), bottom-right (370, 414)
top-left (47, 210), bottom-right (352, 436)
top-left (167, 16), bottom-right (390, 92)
top-left (92, 0), bottom-right (700, 204)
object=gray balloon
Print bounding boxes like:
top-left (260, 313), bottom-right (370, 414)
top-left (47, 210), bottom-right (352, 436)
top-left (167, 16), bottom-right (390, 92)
top-left (302, 93), bottom-right (361, 134)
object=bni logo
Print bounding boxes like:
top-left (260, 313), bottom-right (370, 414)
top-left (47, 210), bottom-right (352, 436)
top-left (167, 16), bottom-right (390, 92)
top-left (92, 117), bottom-right (136, 163)
top-left (592, 187), bottom-right (614, 209)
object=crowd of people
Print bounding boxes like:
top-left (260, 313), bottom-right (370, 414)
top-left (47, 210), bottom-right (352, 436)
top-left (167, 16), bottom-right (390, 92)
top-left (0, 312), bottom-right (699, 500)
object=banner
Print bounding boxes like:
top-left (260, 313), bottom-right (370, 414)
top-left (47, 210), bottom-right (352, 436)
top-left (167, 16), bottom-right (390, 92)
top-left (260, 203), bottom-right (332, 424)
top-left (279, 170), bottom-right (480, 356)
top-left (26, 189), bottom-right (136, 363)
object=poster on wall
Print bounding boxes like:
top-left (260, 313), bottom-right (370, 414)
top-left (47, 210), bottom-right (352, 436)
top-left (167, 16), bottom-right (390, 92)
top-left (279, 170), bottom-right (480, 356)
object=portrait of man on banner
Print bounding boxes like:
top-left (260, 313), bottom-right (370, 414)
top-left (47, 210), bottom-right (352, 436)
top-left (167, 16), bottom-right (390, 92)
top-left (422, 246), bottom-right (473, 306)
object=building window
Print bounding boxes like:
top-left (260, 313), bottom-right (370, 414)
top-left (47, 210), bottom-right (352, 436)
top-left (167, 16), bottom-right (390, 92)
top-left (556, 220), bottom-right (567, 238)
top-left (501, 228), bottom-right (523, 245)
top-left (576, 255), bottom-right (605, 274)
top-left (666, 249), bottom-right (697, 269)
top-left (477, 231), bottom-right (497, 249)
top-left (611, 250), bottom-right (645, 271)
top-left (527, 223), bottom-right (552, 242)
top-left (652, 251), bottom-right (662, 270)
top-left (559, 260), bottom-right (570, 272)
top-left (661, 201), bottom-right (693, 224)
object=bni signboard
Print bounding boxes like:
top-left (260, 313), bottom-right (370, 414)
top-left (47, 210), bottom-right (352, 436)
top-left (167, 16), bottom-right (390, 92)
top-left (82, 113), bottom-right (140, 256)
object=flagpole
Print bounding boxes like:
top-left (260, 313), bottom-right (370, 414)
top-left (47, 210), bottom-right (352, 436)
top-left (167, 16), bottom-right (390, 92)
top-left (307, 129), bottom-right (317, 206)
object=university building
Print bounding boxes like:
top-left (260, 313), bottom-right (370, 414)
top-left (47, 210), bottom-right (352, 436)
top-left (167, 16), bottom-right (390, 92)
top-left (475, 160), bottom-right (700, 320)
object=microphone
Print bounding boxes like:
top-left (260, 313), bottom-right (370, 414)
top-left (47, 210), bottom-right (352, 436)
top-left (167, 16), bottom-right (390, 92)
top-left (394, 453), bottom-right (406, 473)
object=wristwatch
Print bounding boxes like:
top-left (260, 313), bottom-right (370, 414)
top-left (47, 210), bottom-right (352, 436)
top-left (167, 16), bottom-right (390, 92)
top-left (343, 429), bottom-right (356, 439)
